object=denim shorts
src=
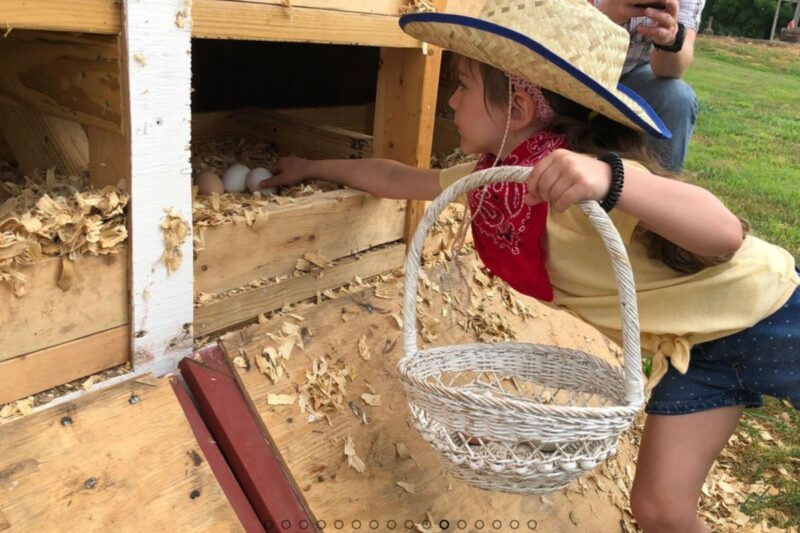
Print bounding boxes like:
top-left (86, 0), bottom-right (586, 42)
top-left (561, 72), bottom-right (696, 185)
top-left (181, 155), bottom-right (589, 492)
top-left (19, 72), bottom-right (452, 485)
top-left (646, 281), bottom-right (800, 415)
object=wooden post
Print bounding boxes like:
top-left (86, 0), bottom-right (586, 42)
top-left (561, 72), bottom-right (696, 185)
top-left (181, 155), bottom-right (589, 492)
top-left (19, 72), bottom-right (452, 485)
top-left (373, 42), bottom-right (444, 245)
top-left (123, 0), bottom-right (194, 375)
top-left (771, 0), bottom-right (784, 40)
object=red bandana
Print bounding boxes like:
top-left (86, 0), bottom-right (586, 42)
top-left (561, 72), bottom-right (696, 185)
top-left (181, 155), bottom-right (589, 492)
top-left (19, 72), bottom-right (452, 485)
top-left (469, 130), bottom-right (569, 301)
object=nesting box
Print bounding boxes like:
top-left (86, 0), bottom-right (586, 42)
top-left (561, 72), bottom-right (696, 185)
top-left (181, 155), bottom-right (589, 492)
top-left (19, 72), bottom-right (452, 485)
top-left (0, 0), bottom-right (479, 404)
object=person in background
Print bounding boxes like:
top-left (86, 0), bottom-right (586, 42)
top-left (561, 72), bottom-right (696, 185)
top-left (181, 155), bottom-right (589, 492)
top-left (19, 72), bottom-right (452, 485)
top-left (594, 0), bottom-right (704, 171)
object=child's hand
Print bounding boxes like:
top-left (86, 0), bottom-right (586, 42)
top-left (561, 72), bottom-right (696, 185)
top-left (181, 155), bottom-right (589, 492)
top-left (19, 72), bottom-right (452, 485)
top-left (260, 155), bottom-right (310, 189)
top-left (523, 149), bottom-right (612, 212)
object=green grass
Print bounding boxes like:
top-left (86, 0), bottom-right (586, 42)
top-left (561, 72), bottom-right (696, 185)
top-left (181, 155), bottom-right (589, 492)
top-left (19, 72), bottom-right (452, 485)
top-left (685, 37), bottom-right (800, 260)
top-left (685, 36), bottom-right (800, 529)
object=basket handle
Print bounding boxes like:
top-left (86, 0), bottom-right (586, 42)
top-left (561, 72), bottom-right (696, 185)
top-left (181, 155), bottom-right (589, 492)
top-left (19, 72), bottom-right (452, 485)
top-left (402, 165), bottom-right (644, 407)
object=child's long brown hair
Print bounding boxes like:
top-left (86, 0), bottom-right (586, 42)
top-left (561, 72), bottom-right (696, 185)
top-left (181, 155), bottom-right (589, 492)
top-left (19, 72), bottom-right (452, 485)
top-left (472, 59), bottom-right (747, 274)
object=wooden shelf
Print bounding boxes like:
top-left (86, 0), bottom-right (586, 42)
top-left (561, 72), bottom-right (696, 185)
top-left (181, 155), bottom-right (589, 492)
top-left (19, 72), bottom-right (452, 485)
top-left (2, 0), bottom-right (421, 48)
top-left (0, 0), bottom-right (121, 34)
top-left (192, 0), bottom-right (420, 47)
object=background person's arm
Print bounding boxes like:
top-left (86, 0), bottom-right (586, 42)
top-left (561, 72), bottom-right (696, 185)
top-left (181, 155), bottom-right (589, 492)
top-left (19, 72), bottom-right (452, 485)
top-left (596, 0), bottom-right (699, 78)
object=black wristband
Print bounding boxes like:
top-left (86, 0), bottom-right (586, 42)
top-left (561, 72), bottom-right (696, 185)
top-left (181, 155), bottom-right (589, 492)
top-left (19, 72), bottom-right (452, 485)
top-left (598, 152), bottom-right (624, 213)
top-left (653, 22), bottom-right (686, 53)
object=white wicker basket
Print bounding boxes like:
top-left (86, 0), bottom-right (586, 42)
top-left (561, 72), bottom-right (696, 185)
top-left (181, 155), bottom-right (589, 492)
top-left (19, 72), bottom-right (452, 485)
top-left (398, 166), bottom-right (645, 494)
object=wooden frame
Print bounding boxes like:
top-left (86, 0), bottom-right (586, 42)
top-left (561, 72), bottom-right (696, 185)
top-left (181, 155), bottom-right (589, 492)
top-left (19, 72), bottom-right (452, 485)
top-left (123, 0), bottom-right (194, 374)
top-left (192, 108), bottom-right (407, 336)
top-left (0, 0), bottom-right (451, 405)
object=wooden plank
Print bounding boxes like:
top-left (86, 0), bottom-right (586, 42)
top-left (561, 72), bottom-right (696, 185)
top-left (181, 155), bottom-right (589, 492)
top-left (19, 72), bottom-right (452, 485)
top-left (218, 257), bottom-right (632, 529)
top-left (219, 0), bottom-right (406, 16)
top-left (0, 326), bottom-right (129, 405)
top-left (0, 376), bottom-right (243, 532)
top-left (171, 368), bottom-right (267, 533)
top-left (278, 105), bottom-right (373, 134)
top-left (87, 126), bottom-right (129, 188)
top-left (195, 243), bottom-right (405, 337)
top-left (0, 30), bottom-right (123, 133)
top-left (0, 0), bottom-right (121, 34)
top-left (0, 101), bottom-right (89, 177)
top-left (124, 0), bottom-right (194, 373)
top-left (194, 190), bottom-right (406, 295)
top-left (0, 251), bottom-right (128, 363)
top-left (192, 111), bottom-right (241, 144)
top-left (237, 108), bottom-right (373, 160)
top-left (373, 43), bottom-right (444, 244)
top-left (192, 0), bottom-right (420, 47)
top-left (180, 351), bottom-right (317, 532)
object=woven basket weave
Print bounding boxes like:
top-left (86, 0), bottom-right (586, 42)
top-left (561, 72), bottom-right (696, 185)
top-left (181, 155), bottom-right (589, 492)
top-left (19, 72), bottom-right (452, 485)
top-left (398, 166), bottom-right (645, 494)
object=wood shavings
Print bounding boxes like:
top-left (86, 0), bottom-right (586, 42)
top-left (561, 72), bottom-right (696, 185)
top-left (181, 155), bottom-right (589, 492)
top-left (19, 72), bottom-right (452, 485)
top-left (472, 267), bottom-right (491, 287)
top-left (281, 321), bottom-right (300, 336)
top-left (390, 313), bottom-right (403, 329)
top-left (396, 481), bottom-right (416, 494)
top-left (255, 346), bottom-right (285, 383)
top-left (341, 306), bottom-right (358, 322)
top-left (417, 312), bottom-right (441, 343)
top-left (0, 168), bottom-right (128, 297)
top-left (303, 251), bottom-right (331, 268)
top-left (344, 435), bottom-right (366, 473)
top-left (160, 209), bottom-right (189, 273)
top-left (81, 375), bottom-right (101, 390)
top-left (175, 10), bottom-right (188, 28)
top-left (10, 397), bottom-right (33, 417)
top-left (267, 393), bottom-right (296, 406)
top-left (374, 285), bottom-right (400, 299)
top-left (361, 393), bottom-right (381, 406)
top-left (396, 442), bottom-right (411, 459)
top-left (321, 288), bottom-right (337, 300)
top-left (232, 348), bottom-right (251, 371)
top-left (278, 335), bottom-right (297, 359)
top-left (357, 335), bottom-right (371, 360)
top-left (499, 283), bottom-right (537, 320)
top-left (133, 53), bottom-right (146, 66)
top-left (457, 304), bottom-right (516, 342)
top-left (295, 257), bottom-right (312, 273)
top-left (298, 356), bottom-right (351, 422)
top-left (0, 396), bottom-right (34, 420)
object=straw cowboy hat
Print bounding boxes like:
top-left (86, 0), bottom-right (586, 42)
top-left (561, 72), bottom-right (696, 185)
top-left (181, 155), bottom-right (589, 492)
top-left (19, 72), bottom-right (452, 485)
top-left (399, 0), bottom-right (671, 139)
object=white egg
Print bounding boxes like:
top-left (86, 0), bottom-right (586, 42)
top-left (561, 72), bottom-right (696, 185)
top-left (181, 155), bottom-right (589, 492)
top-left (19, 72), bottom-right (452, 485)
top-left (246, 167), bottom-right (276, 195)
top-left (222, 163), bottom-right (250, 193)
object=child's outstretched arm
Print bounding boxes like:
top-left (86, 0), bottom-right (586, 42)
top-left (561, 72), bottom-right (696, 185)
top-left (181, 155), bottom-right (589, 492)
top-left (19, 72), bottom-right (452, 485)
top-left (524, 149), bottom-right (744, 257)
top-left (260, 156), bottom-right (441, 201)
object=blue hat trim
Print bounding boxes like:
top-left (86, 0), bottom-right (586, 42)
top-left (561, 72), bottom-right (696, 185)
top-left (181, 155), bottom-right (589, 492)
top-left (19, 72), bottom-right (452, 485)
top-left (400, 12), bottom-right (671, 139)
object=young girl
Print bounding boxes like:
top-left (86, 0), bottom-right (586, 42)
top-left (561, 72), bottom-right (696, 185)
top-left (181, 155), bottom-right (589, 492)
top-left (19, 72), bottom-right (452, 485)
top-left (261, 1), bottom-right (799, 531)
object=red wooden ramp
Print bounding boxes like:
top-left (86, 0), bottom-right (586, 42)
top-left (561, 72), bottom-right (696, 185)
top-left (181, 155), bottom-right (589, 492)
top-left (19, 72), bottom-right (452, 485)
top-left (177, 345), bottom-right (318, 533)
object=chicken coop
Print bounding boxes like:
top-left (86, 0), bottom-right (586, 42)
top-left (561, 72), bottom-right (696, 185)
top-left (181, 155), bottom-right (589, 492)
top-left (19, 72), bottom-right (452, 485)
top-left (0, 1), bottom-right (641, 531)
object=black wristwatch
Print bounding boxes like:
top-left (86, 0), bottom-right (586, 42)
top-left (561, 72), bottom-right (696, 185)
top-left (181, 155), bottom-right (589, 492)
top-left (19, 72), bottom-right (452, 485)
top-left (653, 22), bottom-right (686, 53)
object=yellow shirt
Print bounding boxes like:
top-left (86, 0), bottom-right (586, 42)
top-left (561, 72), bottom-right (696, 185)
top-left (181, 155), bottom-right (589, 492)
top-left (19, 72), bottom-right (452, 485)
top-left (440, 161), bottom-right (800, 390)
